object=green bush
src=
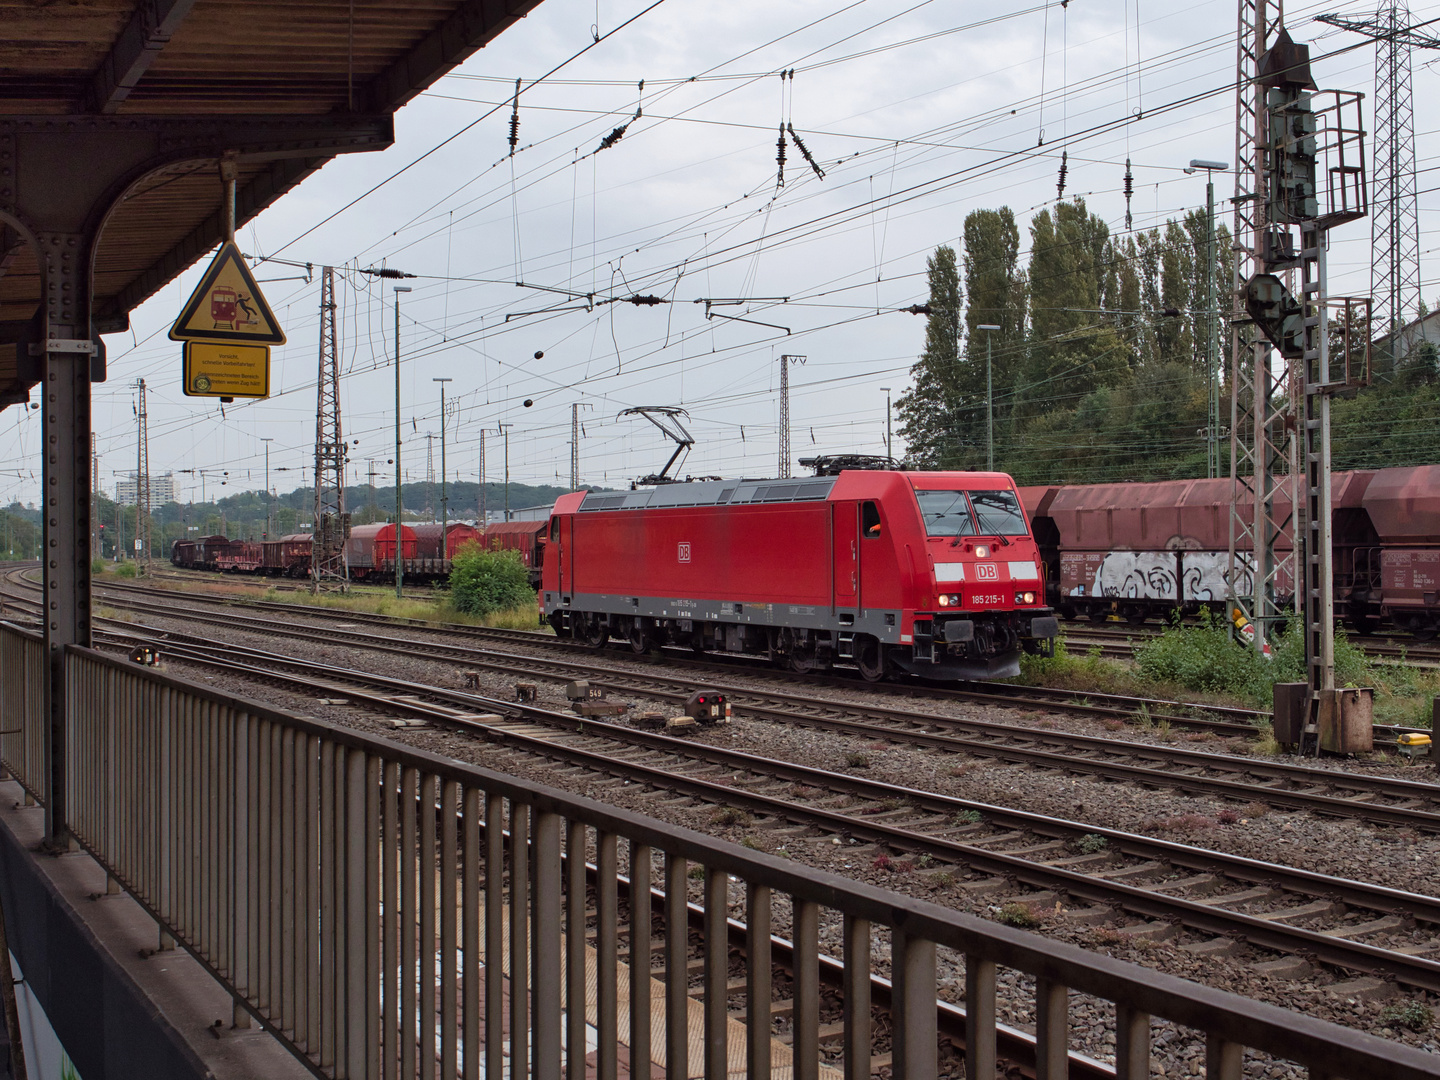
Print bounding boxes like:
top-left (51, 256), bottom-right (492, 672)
top-left (111, 561), bottom-right (137, 579)
top-left (1134, 610), bottom-right (1374, 706)
top-left (447, 543), bottom-right (533, 617)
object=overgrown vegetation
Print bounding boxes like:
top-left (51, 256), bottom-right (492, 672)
top-left (448, 544), bottom-right (535, 618)
top-left (1134, 610), bottom-right (1372, 706)
top-left (1381, 1000), bottom-right (1435, 1032)
top-left (896, 199), bottom-right (1439, 481)
top-left (997, 902), bottom-right (1041, 929)
top-left (1014, 615), bottom-right (1436, 735)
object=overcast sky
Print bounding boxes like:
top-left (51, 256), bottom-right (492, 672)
top-left (4, 0), bottom-right (1435, 508)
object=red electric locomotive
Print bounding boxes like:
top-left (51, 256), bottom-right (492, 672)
top-left (540, 464), bottom-right (1057, 680)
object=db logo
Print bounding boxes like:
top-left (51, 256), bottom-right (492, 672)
top-left (975, 563), bottom-right (998, 580)
top-left (678, 542), bottom-right (692, 564)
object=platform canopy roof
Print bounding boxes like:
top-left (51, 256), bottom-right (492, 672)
top-left (0, 0), bottom-right (543, 412)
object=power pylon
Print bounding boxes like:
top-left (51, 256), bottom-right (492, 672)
top-left (312, 266), bottom-right (349, 591)
top-left (133, 378), bottom-right (151, 572)
top-left (1317, 6), bottom-right (1440, 367)
top-left (778, 354), bottom-right (806, 479)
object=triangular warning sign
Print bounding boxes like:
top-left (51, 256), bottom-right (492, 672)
top-left (169, 242), bottom-right (286, 344)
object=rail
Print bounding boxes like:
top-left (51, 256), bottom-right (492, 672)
top-left (3, 623), bottom-right (1439, 1079)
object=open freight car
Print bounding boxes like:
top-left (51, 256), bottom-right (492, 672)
top-left (541, 469), bottom-right (1057, 680)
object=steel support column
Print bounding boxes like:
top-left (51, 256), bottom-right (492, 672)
top-left (1, 115), bottom-right (395, 843)
top-left (39, 231), bottom-right (94, 843)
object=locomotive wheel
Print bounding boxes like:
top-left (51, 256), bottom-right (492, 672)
top-left (582, 617), bottom-right (608, 650)
top-left (854, 635), bottom-right (886, 682)
top-left (629, 621), bottom-right (650, 654)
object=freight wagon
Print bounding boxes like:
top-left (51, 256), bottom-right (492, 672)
top-left (1019, 463), bottom-right (1440, 638)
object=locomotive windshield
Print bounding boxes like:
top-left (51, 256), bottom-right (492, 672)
top-left (914, 489), bottom-right (1029, 538)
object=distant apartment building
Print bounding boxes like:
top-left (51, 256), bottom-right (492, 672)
top-left (114, 472), bottom-right (176, 506)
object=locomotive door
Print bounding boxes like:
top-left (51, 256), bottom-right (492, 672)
top-left (557, 515), bottom-right (573, 596)
top-left (832, 503), bottom-right (858, 607)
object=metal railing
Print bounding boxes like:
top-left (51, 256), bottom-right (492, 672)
top-left (0, 621), bottom-right (46, 800)
top-left (4, 629), bottom-right (1439, 1079)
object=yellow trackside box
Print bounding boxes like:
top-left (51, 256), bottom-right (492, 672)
top-left (1396, 733), bottom-right (1432, 758)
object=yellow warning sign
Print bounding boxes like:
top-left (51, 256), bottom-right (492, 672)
top-left (169, 242), bottom-right (286, 344)
top-left (182, 341), bottom-right (270, 398)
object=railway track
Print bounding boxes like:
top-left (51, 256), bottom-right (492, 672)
top-left (7, 570), bottom-right (1437, 834)
top-left (87, 624), bottom-right (1440, 1001)
top-left (80, 575), bottom-right (1276, 736)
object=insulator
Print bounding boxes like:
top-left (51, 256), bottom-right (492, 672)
top-left (1056, 150), bottom-right (1068, 200)
top-left (788, 122), bottom-right (826, 180)
top-left (508, 77), bottom-right (521, 156)
top-left (1123, 157), bottom-right (1134, 230)
top-left (776, 125), bottom-right (787, 190)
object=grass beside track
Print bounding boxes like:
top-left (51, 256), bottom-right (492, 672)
top-left (93, 564), bottom-right (548, 632)
top-left (1020, 627), bottom-right (1438, 731)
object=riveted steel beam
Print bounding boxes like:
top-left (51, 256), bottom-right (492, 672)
top-left (88, 0), bottom-right (201, 114)
top-left (366, 0), bottom-right (543, 111)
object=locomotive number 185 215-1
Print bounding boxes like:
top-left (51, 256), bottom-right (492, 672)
top-left (970, 594), bottom-right (1004, 606)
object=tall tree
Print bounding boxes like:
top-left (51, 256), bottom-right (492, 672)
top-left (962, 208), bottom-right (1027, 466)
top-left (895, 245), bottom-right (964, 468)
top-left (1022, 198), bottom-right (1127, 413)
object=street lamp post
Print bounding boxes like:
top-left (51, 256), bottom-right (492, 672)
top-left (433, 377), bottom-right (452, 556)
top-left (976, 324), bottom-right (1002, 471)
top-left (1187, 159), bottom-right (1230, 479)
top-left (394, 285), bottom-right (412, 599)
top-left (879, 387), bottom-right (892, 458)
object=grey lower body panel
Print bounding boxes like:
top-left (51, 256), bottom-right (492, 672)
top-left (546, 591), bottom-right (902, 643)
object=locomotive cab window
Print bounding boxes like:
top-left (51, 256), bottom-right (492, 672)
top-left (969, 490), bottom-right (1029, 537)
top-left (862, 501), bottom-right (882, 538)
top-left (550, 518), bottom-right (561, 541)
top-left (914, 488), bottom-right (1029, 538)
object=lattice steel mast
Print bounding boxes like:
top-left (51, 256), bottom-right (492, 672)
top-left (778, 354), bottom-right (805, 479)
top-left (1317, 6), bottom-right (1439, 365)
top-left (312, 266), bottom-right (349, 591)
top-left (133, 377), bottom-right (151, 573)
top-left (1227, 0), bottom-right (1292, 655)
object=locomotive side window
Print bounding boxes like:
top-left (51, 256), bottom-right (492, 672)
top-left (550, 517), bottom-right (560, 541)
top-left (862, 501), bottom-right (882, 538)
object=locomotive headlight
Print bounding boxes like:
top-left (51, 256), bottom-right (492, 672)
top-left (938, 594), bottom-right (950, 607)
top-left (1014, 591), bottom-right (1037, 605)
top-left (976, 545), bottom-right (989, 558)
